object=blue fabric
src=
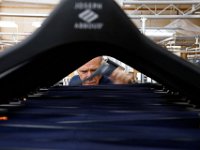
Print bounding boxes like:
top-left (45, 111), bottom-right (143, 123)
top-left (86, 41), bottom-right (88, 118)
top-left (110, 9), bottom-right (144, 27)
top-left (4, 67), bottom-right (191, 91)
top-left (1, 84), bottom-right (200, 149)
top-left (68, 75), bottom-right (113, 86)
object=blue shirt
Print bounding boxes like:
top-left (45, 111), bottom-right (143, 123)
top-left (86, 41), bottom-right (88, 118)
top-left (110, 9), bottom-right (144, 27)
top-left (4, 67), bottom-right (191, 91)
top-left (68, 75), bottom-right (113, 86)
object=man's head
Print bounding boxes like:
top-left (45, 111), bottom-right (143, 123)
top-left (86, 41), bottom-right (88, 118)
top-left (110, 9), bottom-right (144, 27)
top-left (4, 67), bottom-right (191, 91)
top-left (77, 56), bottom-right (103, 85)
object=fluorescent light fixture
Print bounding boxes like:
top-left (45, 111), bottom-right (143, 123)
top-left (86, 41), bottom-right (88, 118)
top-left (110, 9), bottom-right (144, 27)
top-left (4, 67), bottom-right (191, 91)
top-left (166, 46), bottom-right (181, 49)
top-left (0, 21), bottom-right (18, 28)
top-left (144, 29), bottom-right (175, 37)
top-left (32, 21), bottom-right (42, 28)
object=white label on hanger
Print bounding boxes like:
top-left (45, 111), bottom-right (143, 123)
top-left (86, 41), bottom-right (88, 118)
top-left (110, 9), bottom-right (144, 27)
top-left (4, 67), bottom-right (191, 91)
top-left (74, 2), bottom-right (104, 30)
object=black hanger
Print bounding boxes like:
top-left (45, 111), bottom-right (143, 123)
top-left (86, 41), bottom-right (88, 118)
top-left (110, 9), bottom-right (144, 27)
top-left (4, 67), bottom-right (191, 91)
top-left (0, 0), bottom-right (199, 103)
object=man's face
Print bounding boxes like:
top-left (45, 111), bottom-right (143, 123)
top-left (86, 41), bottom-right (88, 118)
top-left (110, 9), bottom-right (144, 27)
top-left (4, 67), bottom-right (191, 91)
top-left (77, 57), bottom-right (102, 85)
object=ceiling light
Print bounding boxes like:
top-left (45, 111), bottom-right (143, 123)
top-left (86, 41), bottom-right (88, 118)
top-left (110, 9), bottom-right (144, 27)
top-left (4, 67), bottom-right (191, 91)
top-left (166, 46), bottom-right (181, 49)
top-left (144, 29), bottom-right (175, 37)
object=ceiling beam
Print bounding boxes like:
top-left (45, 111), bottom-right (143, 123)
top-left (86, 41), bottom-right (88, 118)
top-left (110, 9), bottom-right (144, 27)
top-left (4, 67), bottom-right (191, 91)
top-left (0, 12), bottom-right (48, 18)
top-left (128, 14), bottom-right (200, 19)
top-left (2, 0), bottom-right (60, 5)
top-left (123, 0), bottom-right (200, 5)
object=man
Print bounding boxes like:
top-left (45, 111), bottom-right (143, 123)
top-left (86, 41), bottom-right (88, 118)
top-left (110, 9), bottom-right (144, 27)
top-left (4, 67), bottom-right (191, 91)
top-left (68, 56), bottom-right (137, 86)
top-left (68, 56), bottom-right (113, 86)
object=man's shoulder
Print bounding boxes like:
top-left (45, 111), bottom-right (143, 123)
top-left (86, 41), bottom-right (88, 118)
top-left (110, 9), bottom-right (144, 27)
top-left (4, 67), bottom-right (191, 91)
top-left (100, 76), bottom-right (113, 85)
top-left (68, 75), bottom-right (81, 85)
